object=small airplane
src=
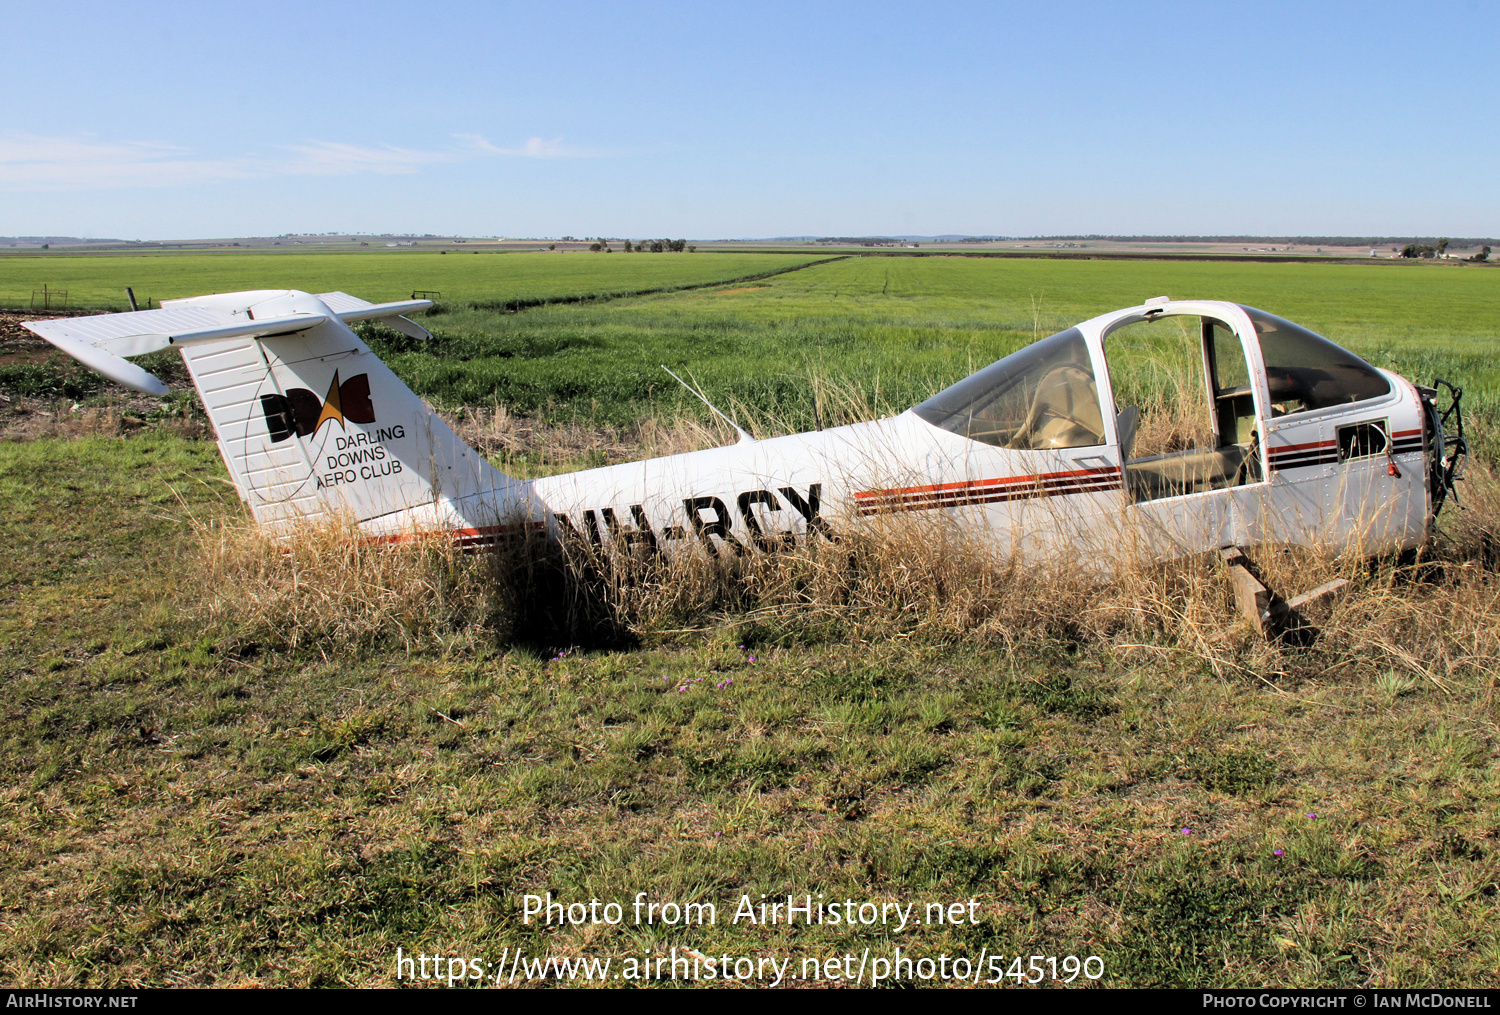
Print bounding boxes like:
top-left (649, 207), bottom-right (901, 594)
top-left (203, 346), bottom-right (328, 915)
top-left (24, 289), bottom-right (1466, 567)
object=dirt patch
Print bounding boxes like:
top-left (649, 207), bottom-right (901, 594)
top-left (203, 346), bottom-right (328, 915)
top-left (0, 395), bottom-right (210, 441)
top-left (0, 315), bottom-right (53, 354)
top-left (0, 349), bottom-right (70, 367)
top-left (0, 310), bottom-right (209, 439)
top-left (716, 286), bottom-right (771, 295)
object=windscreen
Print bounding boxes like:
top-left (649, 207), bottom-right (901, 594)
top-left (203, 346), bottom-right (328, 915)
top-left (1240, 306), bottom-right (1390, 414)
top-left (913, 328), bottom-right (1105, 450)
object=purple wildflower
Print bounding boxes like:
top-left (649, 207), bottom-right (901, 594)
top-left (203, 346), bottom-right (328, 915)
top-left (1273, 849), bottom-right (1284, 856)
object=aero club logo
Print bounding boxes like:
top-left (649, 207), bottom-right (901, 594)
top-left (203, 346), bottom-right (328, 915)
top-left (260, 371), bottom-right (375, 443)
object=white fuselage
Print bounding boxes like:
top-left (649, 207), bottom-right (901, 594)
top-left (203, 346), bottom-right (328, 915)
top-left (25, 291), bottom-right (1437, 565)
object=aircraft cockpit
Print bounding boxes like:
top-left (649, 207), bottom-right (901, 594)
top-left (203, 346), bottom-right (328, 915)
top-left (911, 327), bottom-right (1106, 451)
top-left (912, 300), bottom-right (1407, 510)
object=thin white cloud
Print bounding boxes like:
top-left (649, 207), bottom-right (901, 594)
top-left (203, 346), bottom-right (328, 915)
top-left (0, 133), bottom-right (252, 190)
top-left (278, 140), bottom-right (457, 176)
top-left (459, 133), bottom-right (597, 159)
top-left (0, 131), bottom-right (596, 191)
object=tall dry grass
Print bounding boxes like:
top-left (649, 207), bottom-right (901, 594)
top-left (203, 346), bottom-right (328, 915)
top-left (192, 516), bottom-right (550, 653)
top-left (442, 404), bottom-right (733, 476)
top-left (602, 466), bottom-right (1500, 700)
top-left (1123, 360), bottom-right (1217, 459)
top-left (193, 380), bottom-right (1500, 705)
top-left (190, 455), bottom-right (1500, 709)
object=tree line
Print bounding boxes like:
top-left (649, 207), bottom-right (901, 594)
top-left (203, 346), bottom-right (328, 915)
top-left (587, 239), bottom-right (695, 252)
top-left (1398, 239), bottom-right (1491, 260)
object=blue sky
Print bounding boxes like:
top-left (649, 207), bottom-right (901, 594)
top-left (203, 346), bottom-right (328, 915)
top-left (4, 1), bottom-right (1495, 239)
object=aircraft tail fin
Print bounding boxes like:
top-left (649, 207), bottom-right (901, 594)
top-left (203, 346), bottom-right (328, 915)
top-left (25, 290), bottom-right (536, 539)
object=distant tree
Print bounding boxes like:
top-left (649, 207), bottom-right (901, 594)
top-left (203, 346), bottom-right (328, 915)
top-left (1437, 238), bottom-right (1450, 257)
top-left (650, 240), bottom-right (664, 252)
top-left (590, 242), bottom-right (602, 252)
top-left (688, 245), bottom-right (697, 253)
top-left (624, 240), bottom-right (634, 252)
top-left (548, 243), bottom-right (556, 250)
top-left (1400, 243), bottom-right (1437, 259)
top-left (1470, 245), bottom-right (1491, 262)
top-left (669, 239), bottom-right (686, 252)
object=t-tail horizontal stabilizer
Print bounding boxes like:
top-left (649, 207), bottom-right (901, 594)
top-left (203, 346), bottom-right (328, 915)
top-left (21, 292), bottom-right (435, 394)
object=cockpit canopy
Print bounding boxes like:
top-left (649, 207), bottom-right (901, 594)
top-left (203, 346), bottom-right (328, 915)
top-left (1239, 306), bottom-right (1390, 414)
top-left (913, 304), bottom-right (1394, 453)
top-left (912, 327), bottom-right (1106, 450)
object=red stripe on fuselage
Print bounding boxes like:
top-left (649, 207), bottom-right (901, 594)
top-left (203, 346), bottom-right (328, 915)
top-left (855, 466), bottom-right (1121, 515)
top-left (1267, 438), bottom-right (1337, 456)
top-left (360, 521), bottom-right (545, 547)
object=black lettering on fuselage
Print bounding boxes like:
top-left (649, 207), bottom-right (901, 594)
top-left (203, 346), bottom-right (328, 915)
top-left (737, 490), bottom-right (795, 551)
top-left (554, 512), bottom-right (609, 568)
top-left (778, 484), bottom-right (836, 541)
top-left (582, 509), bottom-right (605, 549)
top-left (359, 459), bottom-right (402, 480)
top-left (602, 505), bottom-right (659, 557)
top-left (326, 446), bottom-right (386, 470)
top-left (683, 496), bottom-right (744, 557)
top-left (554, 512), bottom-right (586, 546)
top-left (561, 482), bottom-right (828, 560)
top-left (315, 469), bottom-right (358, 489)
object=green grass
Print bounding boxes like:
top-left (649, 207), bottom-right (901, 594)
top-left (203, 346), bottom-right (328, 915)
top-left (4, 253), bottom-right (1500, 987)
top-left (3, 437), bottom-right (1498, 987)
top-left (0, 249), bottom-right (830, 310)
top-left (13, 250), bottom-right (1499, 445)
top-left (363, 254), bottom-right (1500, 453)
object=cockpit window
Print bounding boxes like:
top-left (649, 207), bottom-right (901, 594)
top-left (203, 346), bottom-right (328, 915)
top-left (1240, 306), bottom-right (1390, 415)
top-left (913, 328), bottom-right (1105, 450)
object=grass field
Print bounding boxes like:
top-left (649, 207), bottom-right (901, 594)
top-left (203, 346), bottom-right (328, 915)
top-left (0, 249), bottom-right (830, 310)
top-left (3, 252), bottom-right (1499, 988)
top-left (366, 254), bottom-right (1500, 455)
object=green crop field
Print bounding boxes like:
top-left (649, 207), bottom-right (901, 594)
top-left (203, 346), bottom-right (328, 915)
top-left (3, 251), bottom-right (1499, 989)
top-left (364, 254), bottom-right (1500, 455)
top-left (0, 249), bottom-right (830, 310)
top-left (13, 250), bottom-right (1497, 440)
